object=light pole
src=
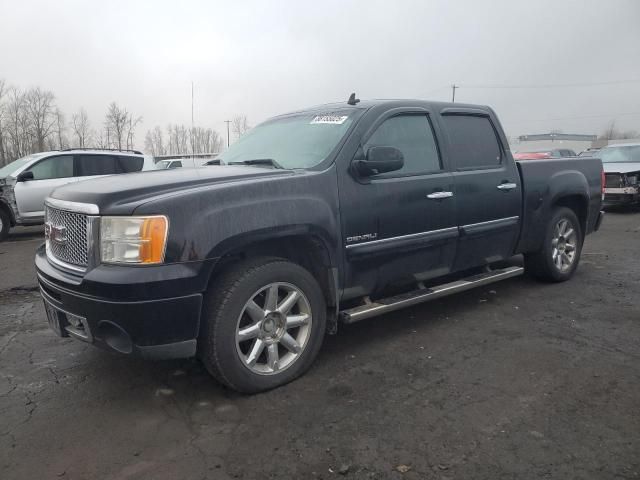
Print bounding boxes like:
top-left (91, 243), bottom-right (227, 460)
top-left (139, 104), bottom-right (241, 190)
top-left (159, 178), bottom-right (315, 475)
top-left (224, 120), bottom-right (231, 148)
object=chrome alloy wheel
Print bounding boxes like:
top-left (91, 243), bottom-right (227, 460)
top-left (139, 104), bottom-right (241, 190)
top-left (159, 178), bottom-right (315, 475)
top-left (551, 218), bottom-right (578, 272)
top-left (235, 282), bottom-right (312, 375)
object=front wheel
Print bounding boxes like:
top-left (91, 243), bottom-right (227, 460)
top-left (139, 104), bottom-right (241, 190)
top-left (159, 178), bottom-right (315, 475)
top-left (199, 257), bottom-right (326, 393)
top-left (524, 207), bottom-right (583, 282)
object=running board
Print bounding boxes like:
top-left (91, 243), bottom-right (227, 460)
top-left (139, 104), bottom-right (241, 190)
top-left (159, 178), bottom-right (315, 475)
top-left (340, 266), bottom-right (524, 324)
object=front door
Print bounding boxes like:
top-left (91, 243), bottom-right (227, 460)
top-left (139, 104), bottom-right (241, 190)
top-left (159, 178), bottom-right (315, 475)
top-left (14, 154), bottom-right (76, 220)
top-left (439, 112), bottom-right (521, 270)
top-left (339, 111), bottom-right (458, 300)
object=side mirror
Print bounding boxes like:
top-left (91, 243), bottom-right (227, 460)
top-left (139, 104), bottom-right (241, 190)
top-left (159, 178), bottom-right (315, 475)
top-left (16, 171), bottom-right (34, 182)
top-left (353, 146), bottom-right (404, 177)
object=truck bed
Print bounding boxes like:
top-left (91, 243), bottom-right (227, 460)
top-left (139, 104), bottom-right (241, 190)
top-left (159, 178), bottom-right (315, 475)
top-left (515, 157), bottom-right (603, 254)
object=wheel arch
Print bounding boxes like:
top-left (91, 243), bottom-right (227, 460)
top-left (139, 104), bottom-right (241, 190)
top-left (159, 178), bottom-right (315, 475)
top-left (0, 199), bottom-right (16, 227)
top-left (205, 227), bottom-right (340, 333)
top-left (551, 194), bottom-right (589, 239)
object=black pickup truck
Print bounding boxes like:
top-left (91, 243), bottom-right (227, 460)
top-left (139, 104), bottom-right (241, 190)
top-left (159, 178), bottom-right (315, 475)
top-left (36, 97), bottom-right (604, 393)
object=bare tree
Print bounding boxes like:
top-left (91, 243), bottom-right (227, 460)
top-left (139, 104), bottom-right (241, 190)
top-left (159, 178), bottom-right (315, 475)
top-left (126, 115), bottom-right (143, 150)
top-left (190, 126), bottom-right (223, 153)
top-left (104, 102), bottom-right (129, 150)
top-left (53, 108), bottom-right (68, 150)
top-left (0, 79), bottom-right (7, 165)
top-left (5, 87), bottom-right (31, 159)
top-left (231, 115), bottom-right (250, 140)
top-left (145, 124), bottom-right (223, 156)
top-left (103, 102), bottom-right (141, 151)
top-left (144, 126), bottom-right (166, 156)
top-left (26, 87), bottom-right (56, 152)
top-left (599, 120), bottom-right (640, 141)
top-left (166, 124), bottom-right (189, 154)
top-left (71, 108), bottom-right (91, 148)
top-left (94, 127), bottom-right (108, 149)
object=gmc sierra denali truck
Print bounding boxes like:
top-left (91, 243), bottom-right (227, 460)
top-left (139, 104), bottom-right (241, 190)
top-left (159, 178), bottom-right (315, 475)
top-left (35, 97), bottom-right (604, 393)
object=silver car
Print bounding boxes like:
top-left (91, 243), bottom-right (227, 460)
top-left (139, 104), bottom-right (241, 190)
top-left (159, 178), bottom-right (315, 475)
top-left (0, 149), bottom-right (155, 240)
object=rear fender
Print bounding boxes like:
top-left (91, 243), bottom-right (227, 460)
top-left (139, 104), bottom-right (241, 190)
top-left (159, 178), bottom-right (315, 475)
top-left (517, 169), bottom-right (589, 253)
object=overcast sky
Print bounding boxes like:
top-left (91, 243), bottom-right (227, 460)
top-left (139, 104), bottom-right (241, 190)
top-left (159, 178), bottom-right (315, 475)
top-left (2, 0), bottom-right (639, 145)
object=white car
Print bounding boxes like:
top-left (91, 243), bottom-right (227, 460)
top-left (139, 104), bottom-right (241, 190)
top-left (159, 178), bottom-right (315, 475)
top-left (0, 149), bottom-right (155, 240)
top-left (601, 143), bottom-right (640, 207)
top-left (154, 156), bottom-right (220, 170)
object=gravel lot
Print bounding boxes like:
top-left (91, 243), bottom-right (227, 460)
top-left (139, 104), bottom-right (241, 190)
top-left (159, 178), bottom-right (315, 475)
top-left (1, 213), bottom-right (639, 480)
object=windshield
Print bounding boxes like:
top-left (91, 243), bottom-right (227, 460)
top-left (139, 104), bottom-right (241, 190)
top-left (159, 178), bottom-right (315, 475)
top-left (218, 110), bottom-right (356, 169)
top-left (599, 145), bottom-right (640, 163)
top-left (0, 153), bottom-right (45, 178)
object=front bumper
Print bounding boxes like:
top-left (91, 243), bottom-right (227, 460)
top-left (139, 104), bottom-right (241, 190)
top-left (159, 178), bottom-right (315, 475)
top-left (604, 187), bottom-right (640, 206)
top-left (36, 245), bottom-right (213, 359)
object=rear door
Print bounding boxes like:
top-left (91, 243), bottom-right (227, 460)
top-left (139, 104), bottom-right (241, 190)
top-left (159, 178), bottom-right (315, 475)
top-left (339, 109), bottom-right (458, 299)
top-left (75, 154), bottom-right (144, 181)
top-left (13, 154), bottom-right (76, 219)
top-left (440, 111), bottom-right (521, 271)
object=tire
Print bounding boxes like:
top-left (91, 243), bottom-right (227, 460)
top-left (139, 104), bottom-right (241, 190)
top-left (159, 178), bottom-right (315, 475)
top-left (524, 207), bottom-right (583, 282)
top-left (0, 208), bottom-right (10, 242)
top-left (198, 257), bottom-right (326, 393)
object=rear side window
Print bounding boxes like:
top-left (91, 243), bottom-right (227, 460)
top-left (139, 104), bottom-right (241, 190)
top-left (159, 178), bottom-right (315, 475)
top-left (28, 155), bottom-right (74, 180)
top-left (442, 115), bottom-right (502, 169)
top-left (118, 156), bottom-right (144, 172)
top-left (77, 155), bottom-right (143, 176)
top-left (364, 114), bottom-right (441, 176)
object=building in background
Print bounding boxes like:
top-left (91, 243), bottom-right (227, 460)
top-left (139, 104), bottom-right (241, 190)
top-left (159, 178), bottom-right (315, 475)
top-left (510, 133), bottom-right (597, 154)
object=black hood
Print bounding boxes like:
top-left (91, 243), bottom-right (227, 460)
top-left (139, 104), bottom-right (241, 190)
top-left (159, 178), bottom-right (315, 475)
top-left (50, 166), bottom-right (294, 214)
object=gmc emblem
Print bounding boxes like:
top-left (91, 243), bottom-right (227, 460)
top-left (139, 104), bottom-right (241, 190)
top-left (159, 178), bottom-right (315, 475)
top-left (44, 222), bottom-right (68, 246)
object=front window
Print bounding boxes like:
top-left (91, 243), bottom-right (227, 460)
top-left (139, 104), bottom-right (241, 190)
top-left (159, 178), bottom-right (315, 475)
top-left (0, 153), bottom-right (46, 178)
top-left (218, 110), bottom-right (357, 169)
top-left (28, 155), bottom-right (74, 180)
top-left (599, 145), bottom-right (640, 163)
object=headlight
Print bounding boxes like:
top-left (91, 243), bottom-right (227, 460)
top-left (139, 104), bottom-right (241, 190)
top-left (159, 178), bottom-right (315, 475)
top-left (101, 216), bottom-right (168, 264)
top-left (626, 175), bottom-right (638, 185)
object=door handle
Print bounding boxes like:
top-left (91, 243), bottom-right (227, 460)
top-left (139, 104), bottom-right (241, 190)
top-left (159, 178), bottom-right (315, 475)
top-left (497, 183), bottom-right (517, 191)
top-left (427, 191), bottom-right (454, 199)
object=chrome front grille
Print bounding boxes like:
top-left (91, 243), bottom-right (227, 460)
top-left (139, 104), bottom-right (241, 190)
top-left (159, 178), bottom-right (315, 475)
top-left (45, 205), bottom-right (90, 268)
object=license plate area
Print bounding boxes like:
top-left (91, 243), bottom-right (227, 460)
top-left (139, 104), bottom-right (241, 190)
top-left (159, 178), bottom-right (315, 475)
top-left (42, 294), bottom-right (93, 342)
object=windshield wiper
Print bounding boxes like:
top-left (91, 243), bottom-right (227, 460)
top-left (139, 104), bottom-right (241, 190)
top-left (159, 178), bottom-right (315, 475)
top-left (228, 158), bottom-right (285, 169)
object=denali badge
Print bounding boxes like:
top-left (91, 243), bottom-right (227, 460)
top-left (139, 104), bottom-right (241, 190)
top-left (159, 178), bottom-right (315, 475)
top-left (346, 233), bottom-right (378, 243)
top-left (44, 222), bottom-right (68, 246)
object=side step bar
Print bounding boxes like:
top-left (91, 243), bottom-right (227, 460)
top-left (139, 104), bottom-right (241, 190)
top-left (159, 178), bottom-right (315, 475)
top-left (340, 266), bottom-right (524, 324)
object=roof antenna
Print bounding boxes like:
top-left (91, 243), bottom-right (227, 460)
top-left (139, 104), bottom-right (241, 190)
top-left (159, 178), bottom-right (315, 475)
top-left (347, 92), bottom-right (360, 105)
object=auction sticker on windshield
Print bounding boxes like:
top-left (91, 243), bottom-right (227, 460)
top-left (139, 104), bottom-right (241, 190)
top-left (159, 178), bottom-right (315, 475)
top-left (310, 114), bottom-right (349, 125)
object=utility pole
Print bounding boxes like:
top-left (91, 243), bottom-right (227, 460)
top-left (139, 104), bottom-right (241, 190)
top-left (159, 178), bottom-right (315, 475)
top-left (224, 120), bottom-right (231, 148)
top-left (191, 81), bottom-right (195, 156)
top-left (451, 84), bottom-right (458, 103)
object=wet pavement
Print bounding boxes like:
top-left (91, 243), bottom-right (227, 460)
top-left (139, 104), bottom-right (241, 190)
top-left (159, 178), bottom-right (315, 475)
top-left (1, 214), bottom-right (639, 479)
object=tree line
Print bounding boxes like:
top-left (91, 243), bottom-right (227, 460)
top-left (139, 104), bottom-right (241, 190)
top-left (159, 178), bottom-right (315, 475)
top-left (144, 115), bottom-right (250, 156)
top-left (0, 78), bottom-right (252, 167)
top-left (0, 78), bottom-right (144, 167)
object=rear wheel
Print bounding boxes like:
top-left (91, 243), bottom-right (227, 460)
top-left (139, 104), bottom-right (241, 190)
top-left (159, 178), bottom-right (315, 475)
top-left (0, 209), bottom-right (10, 242)
top-left (199, 257), bottom-right (326, 393)
top-left (525, 207), bottom-right (583, 282)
